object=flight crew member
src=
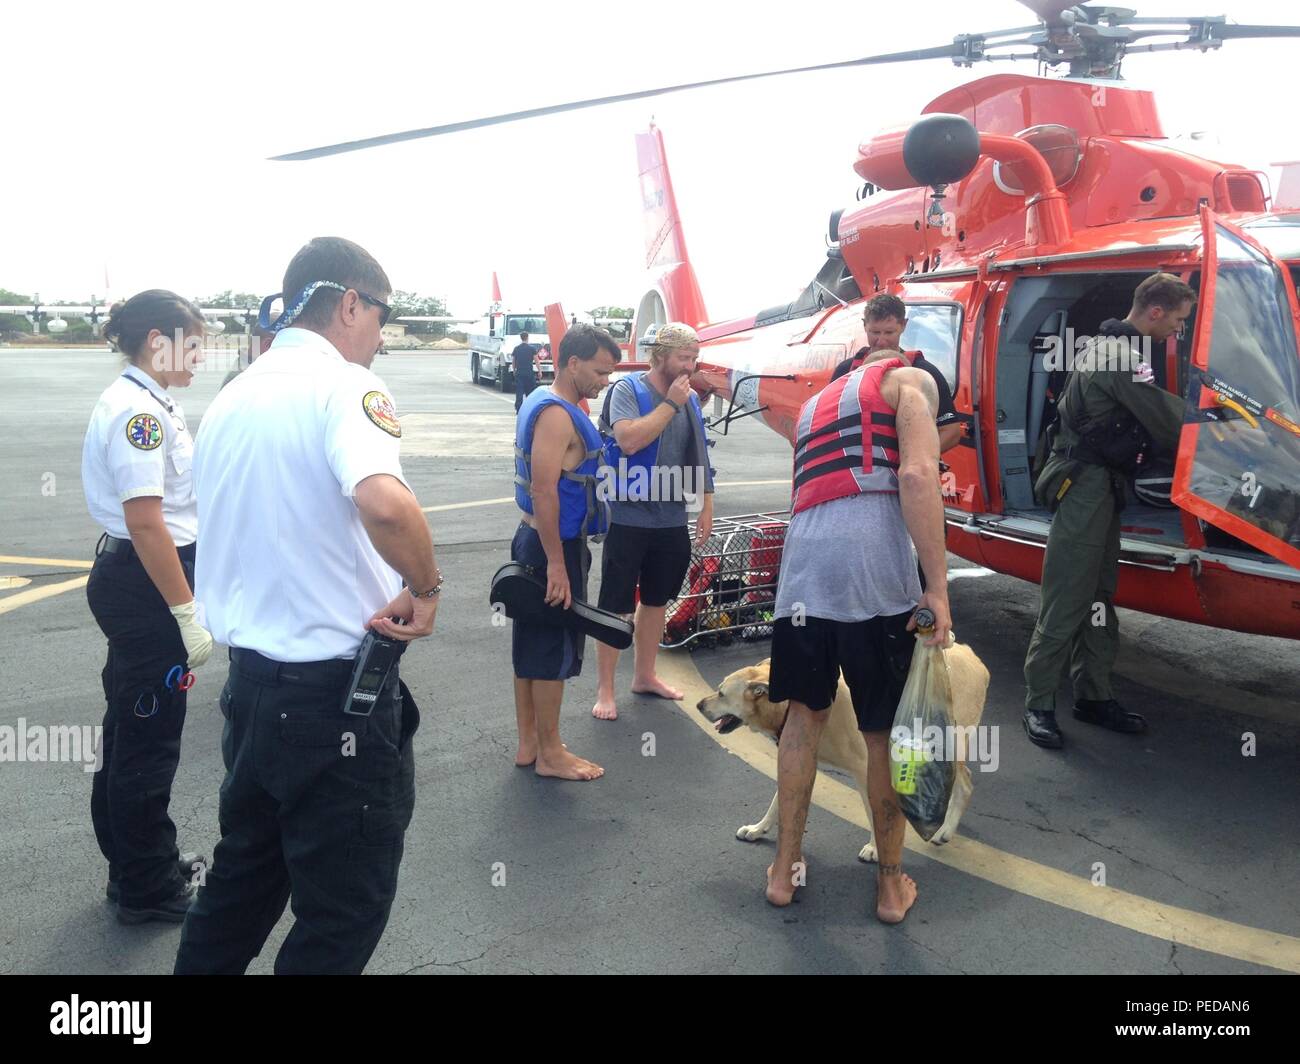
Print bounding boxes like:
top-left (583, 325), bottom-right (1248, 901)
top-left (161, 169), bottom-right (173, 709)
top-left (176, 237), bottom-right (440, 974)
top-left (511, 324), bottom-right (621, 780)
top-left (831, 293), bottom-right (963, 453)
top-left (766, 347), bottom-right (949, 924)
top-left (513, 330), bottom-right (541, 412)
top-left (82, 289), bottom-right (215, 925)
top-left (1022, 273), bottom-right (1194, 749)
top-left (592, 322), bottom-right (715, 720)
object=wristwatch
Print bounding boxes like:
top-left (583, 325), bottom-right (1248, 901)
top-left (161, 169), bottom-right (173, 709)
top-left (664, 397), bottom-right (682, 413)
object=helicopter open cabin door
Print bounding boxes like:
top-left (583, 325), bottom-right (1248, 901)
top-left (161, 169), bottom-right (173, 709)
top-left (1172, 209), bottom-right (1300, 571)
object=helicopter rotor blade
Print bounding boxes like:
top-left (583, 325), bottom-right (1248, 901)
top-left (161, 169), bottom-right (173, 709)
top-left (1210, 23), bottom-right (1300, 40)
top-left (270, 41), bottom-right (966, 161)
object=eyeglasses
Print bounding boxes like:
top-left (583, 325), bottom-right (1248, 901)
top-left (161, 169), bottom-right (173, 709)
top-left (356, 291), bottom-right (392, 327)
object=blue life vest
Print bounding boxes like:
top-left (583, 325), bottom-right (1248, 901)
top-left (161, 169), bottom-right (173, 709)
top-left (514, 389), bottom-right (609, 540)
top-left (599, 373), bottom-right (715, 503)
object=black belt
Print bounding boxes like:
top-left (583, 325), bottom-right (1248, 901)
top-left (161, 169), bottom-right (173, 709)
top-left (96, 533), bottom-right (135, 560)
top-left (94, 534), bottom-right (196, 564)
top-left (231, 647), bottom-right (357, 688)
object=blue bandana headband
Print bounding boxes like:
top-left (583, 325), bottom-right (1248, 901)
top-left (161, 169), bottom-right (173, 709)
top-left (258, 280), bottom-right (349, 333)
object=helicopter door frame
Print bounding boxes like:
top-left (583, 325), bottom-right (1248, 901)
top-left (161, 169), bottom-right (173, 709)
top-left (1171, 208), bottom-right (1300, 570)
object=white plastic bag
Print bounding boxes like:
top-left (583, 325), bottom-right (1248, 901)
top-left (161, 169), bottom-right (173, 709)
top-left (889, 609), bottom-right (955, 841)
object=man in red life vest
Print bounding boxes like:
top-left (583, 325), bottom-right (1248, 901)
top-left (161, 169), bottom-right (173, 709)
top-left (765, 347), bottom-right (950, 924)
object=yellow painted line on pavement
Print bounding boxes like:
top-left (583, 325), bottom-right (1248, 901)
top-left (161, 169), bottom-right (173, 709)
top-left (419, 482), bottom-right (790, 515)
top-left (0, 577), bottom-right (32, 590)
top-left (658, 650), bottom-right (1300, 974)
top-left (0, 555), bottom-right (94, 570)
top-left (422, 497), bottom-right (514, 514)
top-left (0, 575), bottom-right (90, 616)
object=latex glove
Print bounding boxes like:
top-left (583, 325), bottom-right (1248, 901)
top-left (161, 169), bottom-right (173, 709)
top-left (169, 600), bottom-right (214, 668)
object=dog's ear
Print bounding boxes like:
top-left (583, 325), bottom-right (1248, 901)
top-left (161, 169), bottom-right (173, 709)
top-left (758, 658), bottom-right (771, 669)
top-left (747, 682), bottom-right (769, 701)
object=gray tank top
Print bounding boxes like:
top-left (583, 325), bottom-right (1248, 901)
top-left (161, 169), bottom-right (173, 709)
top-left (773, 492), bottom-right (921, 622)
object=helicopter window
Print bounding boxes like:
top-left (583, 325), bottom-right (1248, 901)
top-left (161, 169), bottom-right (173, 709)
top-left (900, 303), bottom-right (961, 391)
top-left (1183, 226), bottom-right (1300, 554)
top-left (1242, 220), bottom-right (1300, 262)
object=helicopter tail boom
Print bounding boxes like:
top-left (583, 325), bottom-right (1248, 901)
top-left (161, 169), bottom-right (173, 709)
top-left (634, 125), bottom-right (709, 335)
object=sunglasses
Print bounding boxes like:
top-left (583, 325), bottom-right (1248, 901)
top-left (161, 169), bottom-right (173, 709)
top-left (356, 291), bottom-right (392, 327)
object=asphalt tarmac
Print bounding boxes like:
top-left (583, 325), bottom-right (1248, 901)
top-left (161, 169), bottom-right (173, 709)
top-left (1, 347), bottom-right (1297, 974)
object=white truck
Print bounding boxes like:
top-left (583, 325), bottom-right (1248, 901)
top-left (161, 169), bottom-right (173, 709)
top-left (468, 311), bottom-right (553, 392)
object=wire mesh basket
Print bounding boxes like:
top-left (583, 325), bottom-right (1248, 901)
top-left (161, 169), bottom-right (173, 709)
top-left (660, 511), bottom-right (791, 649)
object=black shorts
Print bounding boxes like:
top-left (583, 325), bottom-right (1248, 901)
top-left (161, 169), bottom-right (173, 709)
top-left (767, 611), bottom-right (916, 732)
top-left (597, 522), bottom-right (692, 613)
top-left (510, 523), bottom-right (590, 681)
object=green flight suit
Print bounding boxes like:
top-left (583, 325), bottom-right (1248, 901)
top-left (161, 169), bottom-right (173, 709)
top-left (1022, 326), bottom-right (1185, 712)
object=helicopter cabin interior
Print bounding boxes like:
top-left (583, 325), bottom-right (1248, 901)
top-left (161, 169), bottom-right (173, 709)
top-left (993, 268), bottom-right (1210, 553)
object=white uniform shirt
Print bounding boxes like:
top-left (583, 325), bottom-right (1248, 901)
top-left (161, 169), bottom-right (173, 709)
top-left (82, 364), bottom-right (198, 545)
top-left (193, 327), bottom-right (407, 662)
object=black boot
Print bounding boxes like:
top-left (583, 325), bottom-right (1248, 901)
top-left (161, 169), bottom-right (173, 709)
top-left (1074, 699), bottom-right (1146, 734)
top-left (116, 880), bottom-right (198, 925)
top-left (1023, 709), bottom-right (1063, 749)
top-left (107, 852), bottom-right (208, 903)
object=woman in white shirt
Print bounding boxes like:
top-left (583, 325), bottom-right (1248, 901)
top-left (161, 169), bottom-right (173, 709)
top-left (82, 290), bottom-right (214, 926)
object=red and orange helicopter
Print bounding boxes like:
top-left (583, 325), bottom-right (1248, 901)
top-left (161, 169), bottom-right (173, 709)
top-left (278, 1), bottom-right (1300, 640)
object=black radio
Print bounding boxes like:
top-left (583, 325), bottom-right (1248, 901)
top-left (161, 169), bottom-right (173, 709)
top-left (342, 630), bottom-right (402, 716)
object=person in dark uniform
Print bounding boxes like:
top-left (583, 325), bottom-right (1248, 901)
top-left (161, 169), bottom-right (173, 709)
top-left (1022, 273), bottom-right (1195, 749)
top-left (175, 237), bottom-right (441, 974)
top-left (831, 293), bottom-right (963, 453)
top-left (513, 330), bottom-right (540, 412)
top-left (82, 290), bottom-right (215, 924)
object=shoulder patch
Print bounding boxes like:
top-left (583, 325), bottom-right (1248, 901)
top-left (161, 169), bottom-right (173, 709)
top-left (125, 413), bottom-right (163, 451)
top-left (362, 390), bottom-right (401, 437)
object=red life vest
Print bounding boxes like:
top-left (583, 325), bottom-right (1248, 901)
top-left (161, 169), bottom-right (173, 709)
top-left (848, 347), bottom-right (922, 374)
top-left (790, 357), bottom-right (903, 515)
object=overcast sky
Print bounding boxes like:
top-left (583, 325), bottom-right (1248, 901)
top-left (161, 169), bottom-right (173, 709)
top-left (3, 0), bottom-right (1297, 322)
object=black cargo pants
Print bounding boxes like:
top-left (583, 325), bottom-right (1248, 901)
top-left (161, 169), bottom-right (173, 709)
top-left (174, 648), bottom-right (418, 975)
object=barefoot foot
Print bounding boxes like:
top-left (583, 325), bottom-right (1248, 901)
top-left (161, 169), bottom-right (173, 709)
top-left (535, 749), bottom-right (605, 781)
top-left (592, 694), bottom-right (619, 721)
top-left (876, 868), bottom-right (918, 924)
top-left (630, 676), bottom-right (684, 700)
top-left (514, 742), bottom-right (537, 767)
top-left (765, 857), bottom-right (806, 907)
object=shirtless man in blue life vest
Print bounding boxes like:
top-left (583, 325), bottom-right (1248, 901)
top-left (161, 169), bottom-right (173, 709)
top-left (511, 325), bottom-right (621, 780)
top-left (765, 347), bottom-right (950, 924)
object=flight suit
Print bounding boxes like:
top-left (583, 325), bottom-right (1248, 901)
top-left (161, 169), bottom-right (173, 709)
top-left (1023, 323), bottom-right (1185, 714)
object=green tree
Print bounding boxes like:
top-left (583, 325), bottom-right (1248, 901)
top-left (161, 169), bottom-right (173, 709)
top-left (196, 290), bottom-right (262, 309)
top-left (389, 291), bottom-right (449, 336)
top-left (0, 314), bottom-right (31, 340)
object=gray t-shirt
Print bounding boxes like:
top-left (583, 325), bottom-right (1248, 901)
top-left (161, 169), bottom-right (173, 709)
top-left (773, 492), bottom-right (921, 622)
top-left (606, 375), bottom-right (713, 529)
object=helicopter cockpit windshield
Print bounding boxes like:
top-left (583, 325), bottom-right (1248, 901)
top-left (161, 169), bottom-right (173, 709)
top-left (1178, 223), bottom-right (1300, 563)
